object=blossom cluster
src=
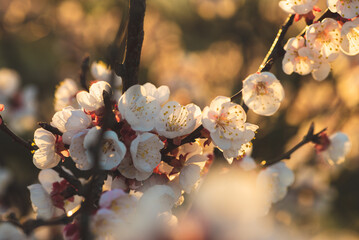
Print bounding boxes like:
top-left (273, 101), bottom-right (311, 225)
top-left (281, 1), bottom-right (359, 81)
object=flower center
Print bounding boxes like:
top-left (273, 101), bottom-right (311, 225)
top-left (255, 82), bottom-right (268, 95)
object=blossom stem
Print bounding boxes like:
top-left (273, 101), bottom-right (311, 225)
top-left (53, 166), bottom-right (84, 195)
top-left (262, 122), bottom-right (326, 167)
top-left (0, 115), bottom-right (38, 151)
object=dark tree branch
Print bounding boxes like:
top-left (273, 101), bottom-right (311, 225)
top-left (38, 122), bottom-right (62, 136)
top-left (0, 115), bottom-right (38, 151)
top-left (79, 55), bottom-right (90, 91)
top-left (262, 122), bottom-right (327, 167)
top-left (122, 0), bottom-right (146, 92)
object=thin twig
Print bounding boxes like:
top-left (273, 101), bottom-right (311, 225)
top-left (263, 122), bottom-right (326, 167)
top-left (38, 122), bottom-right (62, 136)
top-left (0, 115), bottom-right (38, 151)
top-left (79, 55), bottom-right (90, 91)
top-left (53, 166), bottom-right (84, 195)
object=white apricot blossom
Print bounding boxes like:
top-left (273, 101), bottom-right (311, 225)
top-left (256, 162), bottom-right (295, 203)
top-left (76, 81), bottom-right (111, 112)
top-left (91, 61), bottom-right (123, 88)
top-left (69, 129), bottom-right (91, 170)
top-left (54, 78), bottom-right (79, 111)
top-left (179, 154), bottom-right (208, 193)
top-left (143, 82), bottom-right (170, 105)
top-left (27, 184), bottom-right (55, 220)
top-left (237, 146), bottom-right (257, 171)
top-left (99, 189), bottom-right (137, 220)
top-left (283, 36), bottom-right (315, 76)
top-left (118, 156), bottom-right (153, 181)
top-left (33, 128), bottom-right (61, 169)
top-left (321, 132), bottom-right (351, 165)
top-left (327, 0), bottom-right (359, 19)
top-left (242, 72), bottom-right (285, 116)
top-left (51, 106), bottom-right (92, 144)
top-left (118, 84), bottom-right (161, 131)
top-left (222, 123), bottom-right (258, 164)
top-left (155, 101), bottom-right (201, 139)
top-left (340, 18), bottom-right (359, 56)
top-left (130, 133), bottom-right (164, 173)
top-left (202, 96), bottom-right (258, 152)
top-left (139, 185), bottom-right (177, 216)
top-left (279, 0), bottom-right (317, 15)
top-left (306, 18), bottom-right (341, 62)
top-left (84, 127), bottom-right (126, 170)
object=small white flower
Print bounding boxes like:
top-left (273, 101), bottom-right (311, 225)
top-left (118, 156), bottom-right (153, 181)
top-left (139, 185), bottom-right (177, 215)
top-left (0, 68), bottom-right (19, 99)
top-left (99, 189), bottom-right (137, 220)
top-left (222, 123), bottom-right (258, 164)
top-left (256, 162), bottom-right (294, 203)
top-left (118, 85), bottom-right (161, 131)
top-left (322, 132), bottom-right (351, 165)
top-left (27, 184), bottom-right (55, 220)
top-left (0, 223), bottom-right (26, 240)
top-left (76, 81), bottom-right (111, 112)
top-left (179, 154), bottom-right (208, 193)
top-left (51, 106), bottom-right (92, 145)
top-left (311, 59), bottom-right (331, 81)
top-left (155, 101), bottom-right (201, 139)
top-left (130, 132), bottom-right (164, 173)
top-left (202, 96), bottom-right (247, 150)
top-left (33, 128), bottom-right (61, 169)
top-left (91, 61), bottom-right (123, 88)
top-left (69, 130), bottom-right (92, 170)
top-left (279, 0), bottom-right (318, 15)
top-left (242, 72), bottom-right (285, 116)
top-left (340, 18), bottom-right (359, 56)
top-left (306, 18), bottom-right (341, 62)
top-left (143, 82), bottom-right (170, 105)
top-left (84, 127), bottom-right (127, 170)
top-left (238, 146), bottom-right (257, 171)
top-left (283, 36), bottom-right (315, 76)
top-left (54, 78), bottom-right (79, 111)
top-left (38, 169), bottom-right (82, 213)
top-left (328, 0), bottom-right (359, 19)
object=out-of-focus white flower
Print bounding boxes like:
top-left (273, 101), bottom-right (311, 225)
top-left (143, 82), bottom-right (170, 105)
top-left (69, 130), bottom-right (91, 170)
top-left (54, 78), bottom-right (79, 111)
top-left (0, 168), bottom-right (11, 195)
top-left (0, 223), bottom-right (26, 240)
top-left (311, 58), bottom-right (331, 81)
top-left (328, 0), bottom-right (359, 19)
top-left (139, 185), bottom-right (177, 216)
top-left (51, 106), bottom-right (92, 144)
top-left (118, 85), bottom-right (161, 131)
top-left (99, 189), bottom-right (137, 219)
top-left (306, 18), bottom-right (341, 62)
top-left (0, 68), bottom-right (19, 100)
top-left (279, 0), bottom-right (317, 14)
top-left (179, 154), bottom-right (208, 193)
top-left (83, 127), bottom-right (126, 170)
top-left (76, 81), bottom-right (111, 112)
top-left (33, 128), bottom-right (61, 169)
top-left (320, 132), bottom-right (351, 165)
top-left (38, 169), bottom-right (82, 213)
top-left (91, 208), bottom-right (123, 239)
top-left (27, 184), bottom-right (55, 220)
top-left (155, 101), bottom-right (201, 139)
top-left (283, 36), bottom-right (315, 76)
top-left (202, 96), bottom-right (255, 150)
top-left (91, 61), bottom-right (122, 88)
top-left (130, 133), bottom-right (164, 173)
top-left (236, 145), bottom-right (257, 171)
top-left (340, 18), bottom-right (359, 56)
top-left (242, 72), bottom-right (285, 116)
top-left (256, 162), bottom-right (295, 203)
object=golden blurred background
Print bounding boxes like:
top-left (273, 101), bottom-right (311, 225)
top-left (0, 0), bottom-right (359, 239)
